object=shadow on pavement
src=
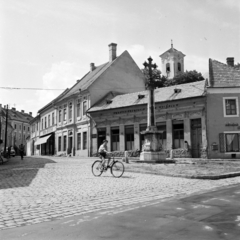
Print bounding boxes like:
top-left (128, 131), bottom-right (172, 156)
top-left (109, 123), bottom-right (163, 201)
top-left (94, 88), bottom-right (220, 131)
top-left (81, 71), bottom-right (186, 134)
top-left (0, 157), bottom-right (56, 190)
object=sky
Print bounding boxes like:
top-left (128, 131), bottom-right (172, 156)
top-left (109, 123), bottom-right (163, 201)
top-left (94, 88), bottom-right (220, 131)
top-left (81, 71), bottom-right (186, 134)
top-left (0, 0), bottom-right (239, 117)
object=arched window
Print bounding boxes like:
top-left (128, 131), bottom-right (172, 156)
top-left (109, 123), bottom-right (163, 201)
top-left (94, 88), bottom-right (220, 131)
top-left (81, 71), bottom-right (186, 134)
top-left (178, 62), bottom-right (181, 71)
top-left (166, 63), bottom-right (170, 72)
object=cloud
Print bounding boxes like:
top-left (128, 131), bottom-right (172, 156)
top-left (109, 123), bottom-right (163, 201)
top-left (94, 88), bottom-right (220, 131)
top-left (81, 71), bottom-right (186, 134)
top-left (34, 61), bottom-right (82, 113)
top-left (185, 55), bottom-right (208, 75)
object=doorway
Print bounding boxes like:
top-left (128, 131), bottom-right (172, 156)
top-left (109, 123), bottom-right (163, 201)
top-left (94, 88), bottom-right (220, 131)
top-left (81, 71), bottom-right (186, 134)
top-left (191, 119), bottom-right (202, 158)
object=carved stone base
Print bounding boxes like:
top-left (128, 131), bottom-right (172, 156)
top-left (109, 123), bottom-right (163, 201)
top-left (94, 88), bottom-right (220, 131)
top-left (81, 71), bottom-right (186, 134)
top-left (140, 151), bottom-right (166, 163)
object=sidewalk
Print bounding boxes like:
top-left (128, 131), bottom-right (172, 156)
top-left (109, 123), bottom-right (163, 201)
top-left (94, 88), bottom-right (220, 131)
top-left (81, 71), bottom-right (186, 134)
top-left (1, 155), bottom-right (240, 180)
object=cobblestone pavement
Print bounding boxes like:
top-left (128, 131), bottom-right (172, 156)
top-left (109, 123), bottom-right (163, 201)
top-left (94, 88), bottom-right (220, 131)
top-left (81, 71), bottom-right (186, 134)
top-left (1, 156), bottom-right (240, 230)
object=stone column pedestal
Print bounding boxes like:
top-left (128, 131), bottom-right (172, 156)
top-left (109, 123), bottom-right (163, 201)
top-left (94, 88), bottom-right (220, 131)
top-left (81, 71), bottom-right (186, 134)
top-left (140, 129), bottom-right (166, 163)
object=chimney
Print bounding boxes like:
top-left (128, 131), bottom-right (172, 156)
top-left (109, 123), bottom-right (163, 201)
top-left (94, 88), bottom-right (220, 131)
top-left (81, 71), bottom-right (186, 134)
top-left (21, 110), bottom-right (24, 113)
top-left (12, 107), bottom-right (16, 111)
top-left (90, 63), bottom-right (95, 72)
top-left (108, 43), bottom-right (117, 62)
top-left (29, 112), bottom-right (32, 116)
top-left (226, 57), bottom-right (234, 67)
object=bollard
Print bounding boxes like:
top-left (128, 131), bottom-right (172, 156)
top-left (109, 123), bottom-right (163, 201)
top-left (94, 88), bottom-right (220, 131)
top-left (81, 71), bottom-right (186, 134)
top-left (170, 149), bottom-right (174, 160)
top-left (124, 151), bottom-right (129, 163)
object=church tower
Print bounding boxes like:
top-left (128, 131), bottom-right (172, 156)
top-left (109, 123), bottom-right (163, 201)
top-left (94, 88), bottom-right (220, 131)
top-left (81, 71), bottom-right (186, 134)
top-left (160, 41), bottom-right (185, 79)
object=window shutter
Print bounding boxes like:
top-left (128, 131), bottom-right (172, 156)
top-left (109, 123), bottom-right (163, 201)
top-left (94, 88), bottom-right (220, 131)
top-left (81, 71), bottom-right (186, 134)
top-left (219, 133), bottom-right (225, 153)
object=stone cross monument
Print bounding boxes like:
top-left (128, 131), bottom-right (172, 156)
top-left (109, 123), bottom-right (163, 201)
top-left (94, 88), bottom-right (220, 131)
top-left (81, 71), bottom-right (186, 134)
top-left (140, 57), bottom-right (166, 162)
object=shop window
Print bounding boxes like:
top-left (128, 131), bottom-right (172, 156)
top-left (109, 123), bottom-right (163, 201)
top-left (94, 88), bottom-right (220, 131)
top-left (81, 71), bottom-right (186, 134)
top-left (58, 136), bottom-right (61, 151)
top-left (77, 133), bottom-right (81, 150)
top-left (98, 128), bottom-right (106, 148)
top-left (83, 132), bottom-right (87, 149)
top-left (63, 136), bottom-right (67, 151)
top-left (139, 124), bottom-right (147, 150)
top-left (111, 127), bottom-right (119, 151)
top-left (173, 123), bottom-right (184, 149)
top-left (125, 125), bottom-right (134, 151)
top-left (223, 97), bottom-right (239, 117)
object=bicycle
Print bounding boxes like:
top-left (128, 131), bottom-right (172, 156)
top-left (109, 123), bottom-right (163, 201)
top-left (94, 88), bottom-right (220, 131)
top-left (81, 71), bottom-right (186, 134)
top-left (92, 155), bottom-right (125, 178)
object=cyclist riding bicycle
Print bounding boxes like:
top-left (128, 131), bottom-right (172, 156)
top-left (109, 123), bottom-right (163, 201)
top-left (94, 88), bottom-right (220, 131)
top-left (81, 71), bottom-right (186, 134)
top-left (98, 140), bottom-right (111, 169)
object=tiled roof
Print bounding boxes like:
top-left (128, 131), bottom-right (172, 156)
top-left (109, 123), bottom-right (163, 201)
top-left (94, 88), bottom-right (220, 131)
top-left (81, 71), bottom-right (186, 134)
top-left (1, 108), bottom-right (33, 123)
top-left (160, 47), bottom-right (185, 57)
top-left (209, 59), bottom-right (240, 87)
top-left (59, 62), bottom-right (111, 101)
top-left (88, 80), bottom-right (206, 112)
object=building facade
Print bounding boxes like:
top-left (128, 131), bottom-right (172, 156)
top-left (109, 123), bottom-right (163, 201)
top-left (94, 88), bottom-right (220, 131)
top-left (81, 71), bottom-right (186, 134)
top-left (88, 81), bottom-right (207, 158)
top-left (29, 43), bottom-right (146, 157)
top-left (0, 104), bottom-right (33, 154)
top-left (206, 58), bottom-right (240, 159)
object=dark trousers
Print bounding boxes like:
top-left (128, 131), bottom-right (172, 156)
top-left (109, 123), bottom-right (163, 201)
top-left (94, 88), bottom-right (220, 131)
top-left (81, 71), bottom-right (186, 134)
top-left (20, 151), bottom-right (24, 159)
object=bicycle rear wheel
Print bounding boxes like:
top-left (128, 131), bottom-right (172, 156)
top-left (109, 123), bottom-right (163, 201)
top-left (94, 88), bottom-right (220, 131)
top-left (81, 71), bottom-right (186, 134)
top-left (92, 160), bottom-right (103, 177)
top-left (111, 161), bottom-right (124, 178)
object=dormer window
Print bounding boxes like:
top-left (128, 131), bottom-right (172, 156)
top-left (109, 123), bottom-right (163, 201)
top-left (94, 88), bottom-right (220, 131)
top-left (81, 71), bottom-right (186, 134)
top-left (138, 94), bottom-right (145, 99)
top-left (174, 88), bottom-right (181, 93)
top-left (106, 99), bottom-right (112, 104)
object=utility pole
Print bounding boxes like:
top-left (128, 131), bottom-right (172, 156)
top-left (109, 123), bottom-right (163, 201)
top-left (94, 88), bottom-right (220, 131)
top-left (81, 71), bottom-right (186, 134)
top-left (4, 105), bottom-right (8, 156)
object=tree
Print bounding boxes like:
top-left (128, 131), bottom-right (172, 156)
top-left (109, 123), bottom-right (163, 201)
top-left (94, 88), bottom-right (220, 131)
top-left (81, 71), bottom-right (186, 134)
top-left (141, 68), bottom-right (167, 89)
top-left (235, 63), bottom-right (240, 69)
top-left (164, 70), bottom-right (205, 87)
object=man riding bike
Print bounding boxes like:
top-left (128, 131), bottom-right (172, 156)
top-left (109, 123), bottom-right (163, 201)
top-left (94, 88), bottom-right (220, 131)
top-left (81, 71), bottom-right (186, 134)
top-left (98, 140), bottom-right (111, 169)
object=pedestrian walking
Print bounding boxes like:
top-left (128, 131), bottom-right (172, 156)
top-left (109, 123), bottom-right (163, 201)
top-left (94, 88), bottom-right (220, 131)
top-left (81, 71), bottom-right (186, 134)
top-left (19, 144), bottom-right (24, 160)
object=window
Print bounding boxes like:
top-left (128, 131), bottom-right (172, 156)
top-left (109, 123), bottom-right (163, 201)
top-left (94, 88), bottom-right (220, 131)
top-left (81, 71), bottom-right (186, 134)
top-left (63, 136), bottom-right (67, 151)
top-left (77, 133), bottom-right (81, 150)
top-left (69, 103), bottom-right (72, 119)
top-left (45, 117), bottom-right (47, 129)
top-left (111, 127), bottom-right (119, 151)
top-left (36, 122), bottom-right (38, 131)
top-left (63, 108), bottom-right (67, 121)
top-left (223, 97), bottom-right (239, 117)
top-left (166, 63), bottom-right (170, 72)
top-left (83, 101), bottom-right (87, 116)
top-left (125, 125), bottom-right (134, 150)
top-left (48, 115), bottom-right (50, 127)
top-left (52, 112), bottom-right (54, 125)
top-left (20, 125), bottom-right (21, 130)
top-left (225, 134), bottom-right (239, 152)
top-left (42, 119), bottom-right (43, 130)
top-left (14, 124), bottom-right (16, 129)
top-left (77, 100), bottom-right (81, 118)
top-left (98, 128), bottom-right (106, 148)
top-left (178, 62), bottom-right (181, 71)
top-left (59, 110), bottom-right (62, 123)
top-left (58, 136), bottom-right (61, 151)
top-left (24, 126), bottom-right (25, 131)
top-left (83, 132), bottom-right (87, 149)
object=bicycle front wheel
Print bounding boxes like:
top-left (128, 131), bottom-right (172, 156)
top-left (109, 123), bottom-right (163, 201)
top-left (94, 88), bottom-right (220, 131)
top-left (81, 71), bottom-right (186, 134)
top-left (92, 160), bottom-right (103, 177)
top-left (111, 161), bottom-right (124, 178)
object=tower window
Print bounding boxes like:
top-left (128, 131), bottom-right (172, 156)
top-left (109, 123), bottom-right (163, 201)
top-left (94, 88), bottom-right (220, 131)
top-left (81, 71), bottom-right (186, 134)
top-left (166, 63), bottom-right (170, 72)
top-left (178, 62), bottom-right (181, 71)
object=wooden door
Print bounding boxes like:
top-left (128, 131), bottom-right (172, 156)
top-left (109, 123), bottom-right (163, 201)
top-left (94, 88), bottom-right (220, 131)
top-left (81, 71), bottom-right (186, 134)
top-left (191, 119), bottom-right (202, 158)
